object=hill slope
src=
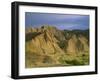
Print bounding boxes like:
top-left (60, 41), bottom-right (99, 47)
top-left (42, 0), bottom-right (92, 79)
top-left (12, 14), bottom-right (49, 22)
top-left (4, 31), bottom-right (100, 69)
top-left (25, 25), bottom-right (89, 68)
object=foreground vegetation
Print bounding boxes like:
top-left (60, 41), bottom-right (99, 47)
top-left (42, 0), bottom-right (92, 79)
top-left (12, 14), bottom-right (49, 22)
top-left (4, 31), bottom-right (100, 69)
top-left (25, 52), bottom-right (89, 68)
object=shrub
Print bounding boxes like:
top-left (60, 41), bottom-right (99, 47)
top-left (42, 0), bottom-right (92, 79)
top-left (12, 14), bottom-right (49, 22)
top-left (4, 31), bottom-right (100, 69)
top-left (65, 59), bottom-right (85, 65)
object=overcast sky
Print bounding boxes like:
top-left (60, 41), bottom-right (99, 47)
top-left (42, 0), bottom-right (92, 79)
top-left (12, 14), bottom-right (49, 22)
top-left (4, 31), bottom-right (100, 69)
top-left (25, 12), bottom-right (89, 30)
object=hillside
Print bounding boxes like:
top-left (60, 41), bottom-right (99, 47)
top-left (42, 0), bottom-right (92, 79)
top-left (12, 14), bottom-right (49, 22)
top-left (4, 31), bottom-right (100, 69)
top-left (25, 25), bottom-right (89, 68)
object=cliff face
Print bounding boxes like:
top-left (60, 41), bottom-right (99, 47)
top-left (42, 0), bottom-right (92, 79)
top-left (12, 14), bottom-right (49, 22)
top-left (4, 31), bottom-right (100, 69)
top-left (25, 25), bottom-right (89, 68)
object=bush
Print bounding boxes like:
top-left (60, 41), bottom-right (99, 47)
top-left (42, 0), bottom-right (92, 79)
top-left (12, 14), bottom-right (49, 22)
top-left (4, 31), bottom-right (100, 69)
top-left (65, 59), bottom-right (85, 65)
top-left (59, 56), bottom-right (85, 66)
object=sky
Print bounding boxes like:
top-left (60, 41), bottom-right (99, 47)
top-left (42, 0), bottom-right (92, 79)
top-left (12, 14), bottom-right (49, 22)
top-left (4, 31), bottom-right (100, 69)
top-left (25, 12), bottom-right (89, 30)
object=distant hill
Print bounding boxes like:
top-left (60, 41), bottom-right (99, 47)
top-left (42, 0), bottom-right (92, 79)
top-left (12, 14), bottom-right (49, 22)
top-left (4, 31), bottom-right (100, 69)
top-left (25, 25), bottom-right (89, 68)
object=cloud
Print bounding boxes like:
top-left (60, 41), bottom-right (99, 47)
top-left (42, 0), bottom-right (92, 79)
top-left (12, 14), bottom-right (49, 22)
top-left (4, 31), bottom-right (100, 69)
top-left (25, 12), bottom-right (89, 30)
